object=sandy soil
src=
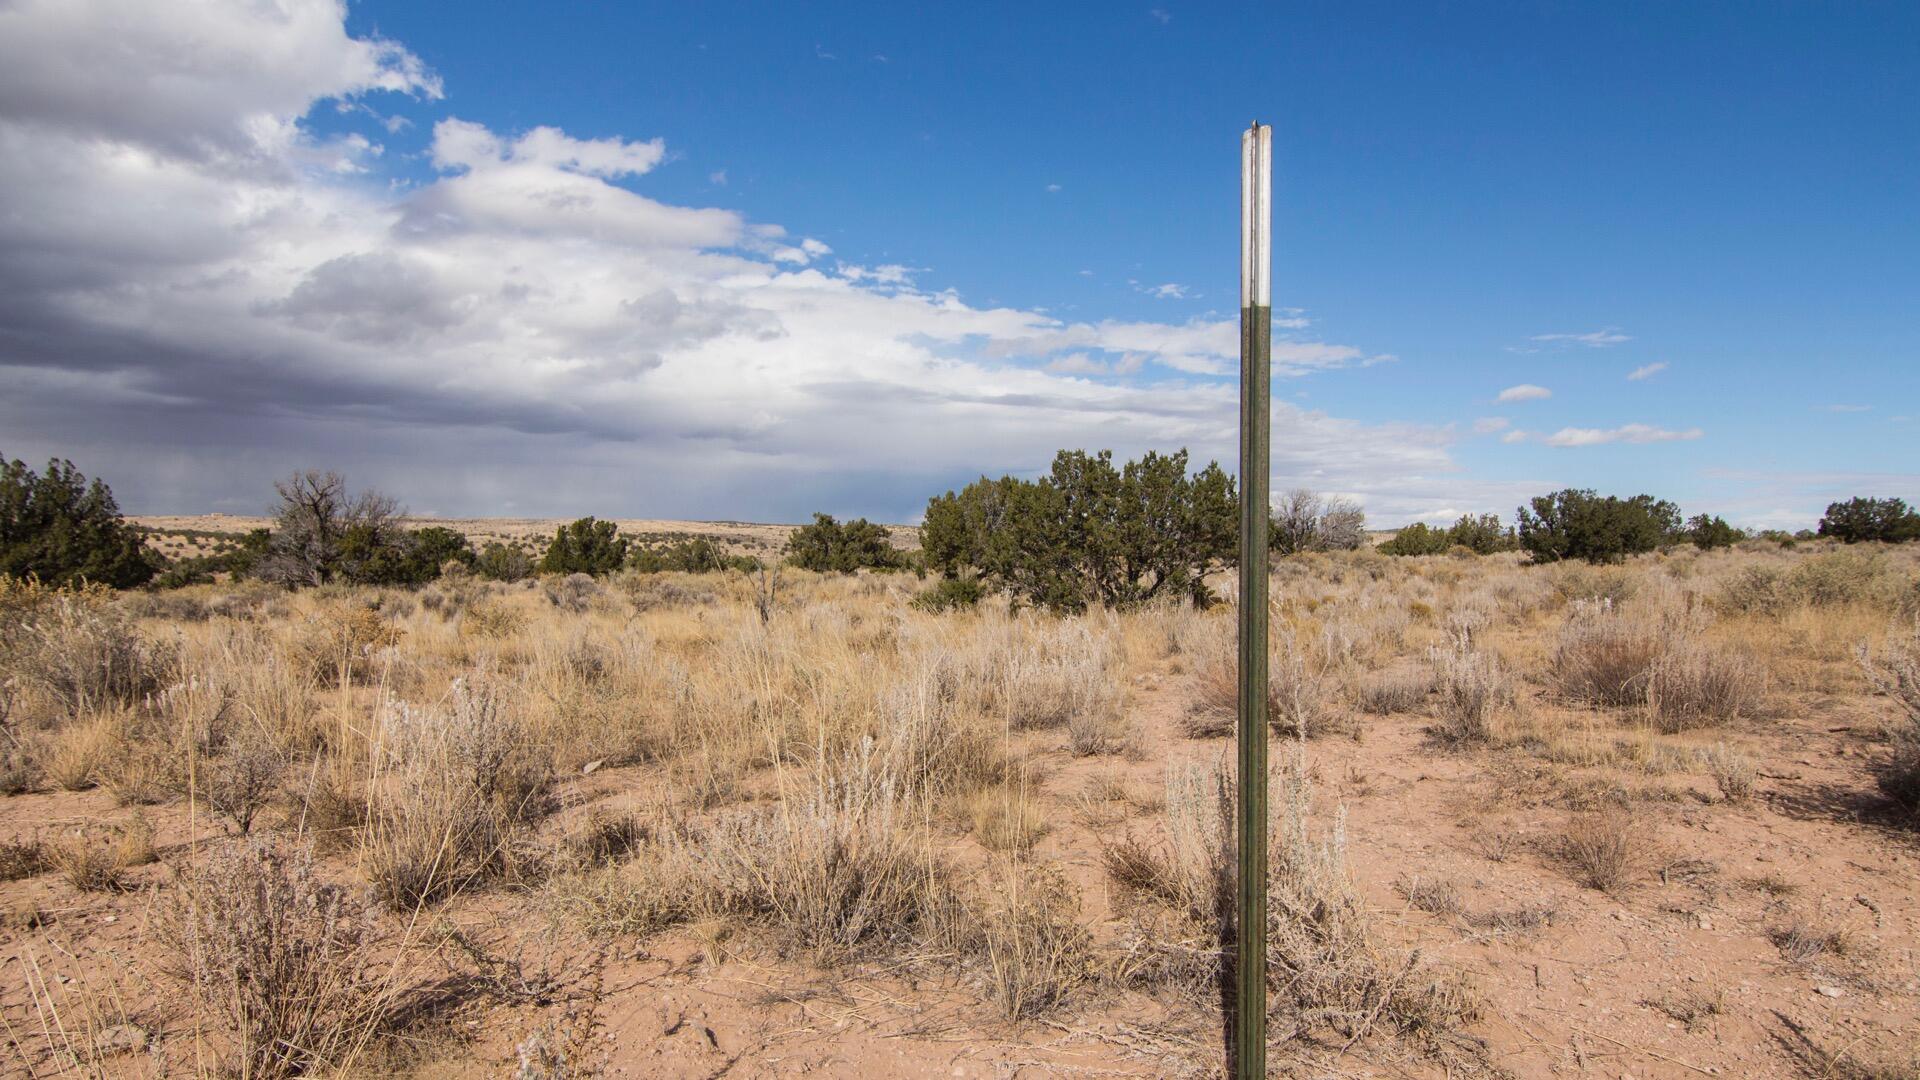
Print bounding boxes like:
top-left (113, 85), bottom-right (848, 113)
top-left (4, 642), bottom-right (1915, 1078)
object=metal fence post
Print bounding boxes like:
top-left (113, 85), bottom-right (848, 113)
top-left (1235, 120), bottom-right (1272, 1080)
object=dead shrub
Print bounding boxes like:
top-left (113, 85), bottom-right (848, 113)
top-left (291, 603), bottom-right (402, 685)
top-left (1559, 808), bottom-right (1642, 892)
top-left (972, 868), bottom-right (1092, 1020)
top-left (155, 839), bottom-right (398, 1079)
top-left (0, 839), bottom-right (46, 881)
top-left (194, 738), bottom-right (287, 835)
top-left (46, 818), bottom-right (154, 892)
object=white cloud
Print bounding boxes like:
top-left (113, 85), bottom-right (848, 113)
top-left (1472, 417), bottom-right (1510, 433)
top-left (1820, 404), bottom-right (1871, 413)
top-left (1496, 383), bottom-right (1552, 402)
top-left (1146, 283), bottom-right (1188, 299)
top-left (708, 168), bottom-right (728, 186)
top-left (1500, 430), bottom-right (1529, 444)
top-left (1626, 362), bottom-right (1667, 381)
top-left (1046, 183), bottom-right (1061, 193)
top-left (1541, 424), bottom-right (1703, 447)
top-left (0, 0), bottom-right (1475, 522)
top-left (1531, 329), bottom-right (1630, 348)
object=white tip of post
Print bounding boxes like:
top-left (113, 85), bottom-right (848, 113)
top-left (1240, 124), bottom-right (1271, 309)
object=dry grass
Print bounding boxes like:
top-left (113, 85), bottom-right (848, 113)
top-left (970, 867), bottom-right (1093, 1020)
top-left (1355, 667), bottom-right (1431, 714)
top-left (154, 839), bottom-right (402, 1079)
top-left (1558, 807), bottom-right (1643, 892)
top-left (362, 674), bottom-right (555, 909)
top-left (46, 818), bottom-right (154, 892)
top-left (1186, 623), bottom-right (1343, 738)
top-left (1429, 641), bottom-right (1515, 744)
top-left (968, 783), bottom-right (1047, 854)
top-left (0, 540), bottom-right (1912, 1070)
top-left (1701, 741), bottom-right (1757, 801)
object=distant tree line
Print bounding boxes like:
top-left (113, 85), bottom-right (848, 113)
top-left (6, 450), bottom-right (1919, 594)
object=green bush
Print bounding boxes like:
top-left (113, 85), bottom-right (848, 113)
top-left (474, 541), bottom-right (533, 582)
top-left (539, 518), bottom-right (628, 576)
top-left (1818, 497), bottom-right (1920, 544)
top-left (1515, 489), bottom-right (1681, 565)
top-left (0, 455), bottom-right (155, 588)
top-left (911, 577), bottom-right (984, 613)
top-left (629, 537), bottom-right (758, 574)
top-left (785, 514), bottom-right (901, 573)
top-left (1685, 514), bottom-right (1744, 551)
top-left (1378, 514), bottom-right (1515, 557)
top-left (921, 448), bottom-right (1235, 612)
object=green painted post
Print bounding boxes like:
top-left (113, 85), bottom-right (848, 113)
top-left (1236, 120), bottom-right (1272, 1080)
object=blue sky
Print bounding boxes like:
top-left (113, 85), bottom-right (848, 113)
top-left (1, 1), bottom-right (1914, 526)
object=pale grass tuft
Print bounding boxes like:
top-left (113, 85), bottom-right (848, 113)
top-left (1559, 807), bottom-right (1643, 892)
top-left (1428, 641), bottom-right (1515, 744)
top-left (362, 674), bottom-right (555, 909)
top-left (1701, 741), bottom-right (1756, 801)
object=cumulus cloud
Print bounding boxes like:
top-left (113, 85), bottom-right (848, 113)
top-left (1472, 417), bottom-right (1510, 433)
top-left (1540, 424), bottom-right (1703, 447)
top-left (1626, 362), bottom-right (1668, 380)
top-left (1496, 384), bottom-right (1553, 402)
top-left (0, 0), bottom-right (1469, 522)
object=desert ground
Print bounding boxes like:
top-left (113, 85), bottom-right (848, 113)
top-left (2, 535), bottom-right (1917, 1078)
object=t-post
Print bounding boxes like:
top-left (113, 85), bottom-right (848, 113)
top-left (1235, 119), bottom-right (1272, 1080)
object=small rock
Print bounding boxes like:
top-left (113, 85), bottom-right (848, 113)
top-left (582, 758), bottom-right (605, 775)
top-left (1816, 985), bottom-right (1845, 998)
